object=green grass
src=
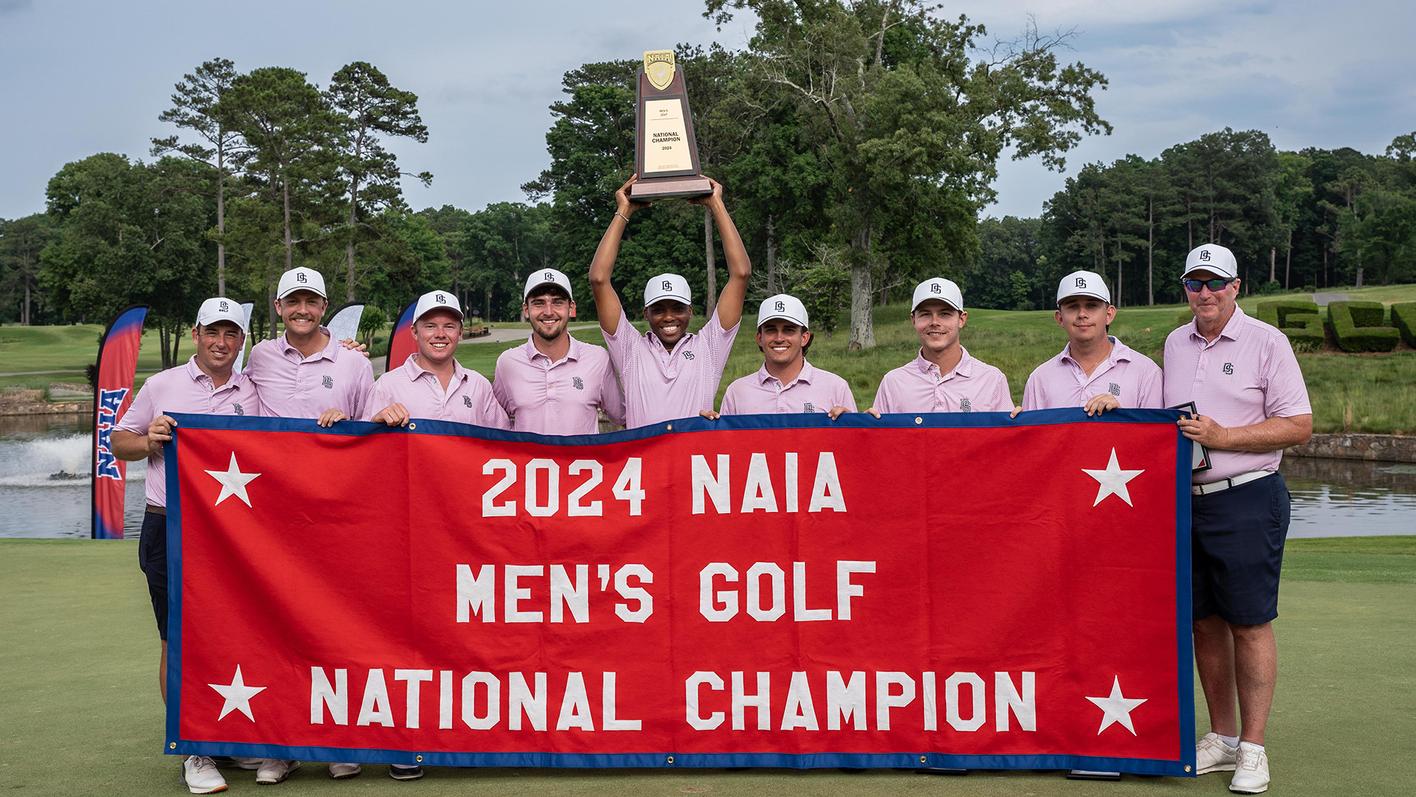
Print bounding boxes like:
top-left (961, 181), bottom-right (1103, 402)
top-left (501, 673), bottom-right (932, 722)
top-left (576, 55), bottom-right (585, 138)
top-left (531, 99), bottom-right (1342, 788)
top-left (7, 286), bottom-right (1416, 432)
top-left (2, 536), bottom-right (1413, 795)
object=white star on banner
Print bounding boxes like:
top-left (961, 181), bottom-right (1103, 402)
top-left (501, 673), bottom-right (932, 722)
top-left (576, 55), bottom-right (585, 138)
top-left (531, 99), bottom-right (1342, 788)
top-left (1086, 675), bottom-right (1148, 735)
top-left (208, 664), bottom-right (267, 722)
top-left (1081, 448), bottom-right (1144, 507)
top-left (205, 452), bottom-right (260, 507)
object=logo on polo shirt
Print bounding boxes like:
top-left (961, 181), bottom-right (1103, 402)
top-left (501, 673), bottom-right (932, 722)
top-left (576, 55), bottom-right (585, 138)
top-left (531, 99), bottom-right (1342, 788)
top-left (960, 398), bottom-right (972, 412)
top-left (233, 403), bottom-right (245, 416)
top-left (1109, 382), bottom-right (1121, 397)
top-left (683, 351), bottom-right (695, 360)
top-left (572, 376), bottom-right (584, 390)
top-left (1223, 362), bottom-right (1234, 375)
top-left (322, 375), bottom-right (334, 389)
top-left (463, 395), bottom-right (473, 408)
top-left (804, 402), bottom-right (816, 413)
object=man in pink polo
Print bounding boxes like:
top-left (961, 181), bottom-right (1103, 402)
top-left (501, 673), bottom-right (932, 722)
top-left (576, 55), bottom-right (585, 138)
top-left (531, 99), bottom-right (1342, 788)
top-left (706, 294), bottom-right (855, 419)
top-left (112, 297), bottom-right (262, 795)
top-left (246, 267), bottom-right (373, 431)
top-left (365, 289), bottom-right (508, 431)
top-left (1164, 243), bottom-right (1311, 795)
top-left (493, 268), bottom-right (624, 435)
top-left (589, 175), bottom-right (750, 428)
top-left (1022, 270), bottom-right (1162, 414)
top-left (242, 266), bottom-right (372, 784)
top-left (870, 278), bottom-right (1013, 415)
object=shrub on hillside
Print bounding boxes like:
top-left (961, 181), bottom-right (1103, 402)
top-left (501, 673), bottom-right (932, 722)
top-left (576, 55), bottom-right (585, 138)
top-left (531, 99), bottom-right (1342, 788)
top-left (1257, 300), bottom-right (1326, 352)
top-left (1392, 302), bottom-right (1416, 347)
top-left (1326, 301), bottom-right (1399, 353)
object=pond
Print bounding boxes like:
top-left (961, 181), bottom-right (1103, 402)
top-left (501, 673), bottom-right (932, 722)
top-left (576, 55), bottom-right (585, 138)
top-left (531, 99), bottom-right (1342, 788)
top-left (1, 414), bottom-right (1412, 539)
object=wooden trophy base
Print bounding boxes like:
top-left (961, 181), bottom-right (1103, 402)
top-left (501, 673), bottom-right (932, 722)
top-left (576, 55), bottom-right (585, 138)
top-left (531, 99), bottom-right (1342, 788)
top-left (630, 175), bottom-right (712, 201)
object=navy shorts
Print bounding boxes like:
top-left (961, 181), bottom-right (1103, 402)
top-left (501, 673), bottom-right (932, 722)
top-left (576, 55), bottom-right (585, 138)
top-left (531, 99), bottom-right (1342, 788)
top-left (1191, 473), bottom-right (1290, 626)
top-left (137, 510), bottom-right (168, 641)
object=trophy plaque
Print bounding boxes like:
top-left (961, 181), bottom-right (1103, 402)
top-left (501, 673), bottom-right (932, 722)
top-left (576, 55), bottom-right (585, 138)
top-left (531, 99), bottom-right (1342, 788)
top-left (630, 49), bottom-right (713, 200)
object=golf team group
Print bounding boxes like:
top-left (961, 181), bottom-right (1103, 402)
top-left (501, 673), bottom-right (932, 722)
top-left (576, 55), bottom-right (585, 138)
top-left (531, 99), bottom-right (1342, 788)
top-left (114, 176), bottom-right (1312, 794)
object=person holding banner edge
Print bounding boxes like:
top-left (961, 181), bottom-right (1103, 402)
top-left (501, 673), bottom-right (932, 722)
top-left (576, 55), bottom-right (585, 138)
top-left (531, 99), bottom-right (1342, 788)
top-left (590, 174), bottom-right (750, 428)
top-left (364, 289), bottom-right (509, 434)
top-left (493, 268), bottom-right (625, 434)
top-left (111, 297), bottom-right (263, 795)
top-left (701, 293), bottom-right (855, 420)
top-left (1164, 243), bottom-right (1312, 795)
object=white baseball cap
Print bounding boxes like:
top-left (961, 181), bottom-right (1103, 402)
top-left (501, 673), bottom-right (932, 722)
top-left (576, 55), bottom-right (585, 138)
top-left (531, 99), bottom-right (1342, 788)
top-left (524, 268), bottom-right (574, 300)
top-left (1183, 244), bottom-right (1238, 280)
top-left (276, 267), bottom-right (327, 300)
top-left (195, 297), bottom-right (248, 333)
top-left (911, 278), bottom-right (964, 312)
top-left (756, 294), bottom-right (809, 328)
top-left (413, 289), bottom-right (464, 322)
top-left (644, 273), bottom-right (692, 307)
top-left (1056, 270), bottom-right (1111, 306)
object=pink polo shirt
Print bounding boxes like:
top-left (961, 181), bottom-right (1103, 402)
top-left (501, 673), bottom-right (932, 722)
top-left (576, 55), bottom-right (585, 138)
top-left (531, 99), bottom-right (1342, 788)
top-left (363, 355), bottom-right (509, 428)
top-left (115, 357), bottom-right (262, 508)
top-left (720, 361), bottom-right (857, 415)
top-left (246, 328), bottom-right (373, 420)
top-left (872, 347), bottom-right (1013, 414)
top-left (603, 307), bottom-right (739, 428)
top-left (493, 335), bottom-right (625, 435)
top-left (1022, 337), bottom-right (1163, 411)
top-left (1163, 306), bottom-right (1311, 483)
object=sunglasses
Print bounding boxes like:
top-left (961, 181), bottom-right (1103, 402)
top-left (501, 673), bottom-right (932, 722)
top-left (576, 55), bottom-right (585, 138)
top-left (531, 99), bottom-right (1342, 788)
top-left (1182, 277), bottom-right (1235, 293)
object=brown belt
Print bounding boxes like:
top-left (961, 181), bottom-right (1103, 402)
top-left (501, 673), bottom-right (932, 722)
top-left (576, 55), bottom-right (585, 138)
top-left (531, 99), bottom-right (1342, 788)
top-left (145, 504), bottom-right (166, 516)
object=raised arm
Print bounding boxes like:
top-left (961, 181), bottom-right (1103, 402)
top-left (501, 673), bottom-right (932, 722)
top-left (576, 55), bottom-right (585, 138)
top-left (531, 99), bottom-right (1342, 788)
top-left (692, 177), bottom-right (751, 330)
top-left (589, 175), bottom-right (644, 336)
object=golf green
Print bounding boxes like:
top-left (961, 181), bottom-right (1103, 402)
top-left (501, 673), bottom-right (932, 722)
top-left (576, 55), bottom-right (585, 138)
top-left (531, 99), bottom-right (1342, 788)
top-left (2, 537), bottom-right (1412, 795)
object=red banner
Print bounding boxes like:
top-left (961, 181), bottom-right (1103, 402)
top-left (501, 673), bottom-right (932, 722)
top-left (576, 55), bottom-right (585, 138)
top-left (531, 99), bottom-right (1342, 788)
top-left (93, 304), bottom-right (147, 539)
top-left (165, 410), bottom-right (1195, 775)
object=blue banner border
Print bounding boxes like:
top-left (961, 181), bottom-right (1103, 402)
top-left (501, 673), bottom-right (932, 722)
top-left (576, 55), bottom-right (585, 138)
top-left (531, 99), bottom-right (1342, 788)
top-left (164, 408), bottom-right (1196, 776)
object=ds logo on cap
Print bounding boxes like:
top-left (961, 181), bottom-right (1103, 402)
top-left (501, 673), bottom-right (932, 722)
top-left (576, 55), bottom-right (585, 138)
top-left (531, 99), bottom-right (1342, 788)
top-left (662, 280), bottom-right (673, 291)
top-left (545, 271), bottom-right (555, 282)
top-left (775, 300), bottom-right (785, 311)
top-left (1075, 277), bottom-right (1087, 288)
top-left (219, 300), bottom-right (229, 311)
top-left (930, 283), bottom-right (942, 294)
top-left (296, 271), bottom-right (308, 283)
top-left (1200, 249), bottom-right (1212, 262)
top-left (435, 293), bottom-right (447, 304)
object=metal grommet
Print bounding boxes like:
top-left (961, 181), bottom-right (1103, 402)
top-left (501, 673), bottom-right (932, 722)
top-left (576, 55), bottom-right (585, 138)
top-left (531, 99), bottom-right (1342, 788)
top-left (666, 754), bottom-right (676, 765)
top-left (169, 742), bottom-right (177, 750)
top-left (415, 754), bottom-right (424, 763)
top-left (919, 755), bottom-right (927, 764)
top-left (666, 423), bottom-right (674, 431)
top-left (408, 422), bottom-right (417, 430)
top-left (914, 416), bottom-right (923, 425)
top-left (1184, 764), bottom-right (1192, 773)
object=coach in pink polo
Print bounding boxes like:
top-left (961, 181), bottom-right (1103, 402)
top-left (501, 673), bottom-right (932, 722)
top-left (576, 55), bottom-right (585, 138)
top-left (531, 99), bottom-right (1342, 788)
top-left (365, 289), bottom-right (508, 429)
top-left (1164, 243), bottom-right (1311, 795)
top-left (1022, 270), bottom-right (1162, 413)
top-left (493, 268), bottom-right (624, 435)
top-left (246, 267), bottom-right (373, 430)
top-left (710, 294), bottom-right (855, 418)
top-left (589, 174), bottom-right (750, 428)
top-left (870, 278), bottom-right (1013, 415)
top-left (111, 297), bottom-right (260, 795)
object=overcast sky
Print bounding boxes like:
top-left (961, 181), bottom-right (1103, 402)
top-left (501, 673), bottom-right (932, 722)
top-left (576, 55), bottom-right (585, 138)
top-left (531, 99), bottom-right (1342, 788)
top-left (2, 0), bottom-right (1413, 222)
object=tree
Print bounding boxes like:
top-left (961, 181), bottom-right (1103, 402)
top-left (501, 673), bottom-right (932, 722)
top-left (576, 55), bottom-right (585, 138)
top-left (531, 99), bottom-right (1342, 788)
top-left (456, 202), bottom-right (555, 321)
top-left (0, 214), bottom-right (55, 324)
top-left (152, 57), bottom-right (245, 294)
top-left (707, 0), bottom-right (1110, 349)
top-left (325, 61), bottom-right (433, 302)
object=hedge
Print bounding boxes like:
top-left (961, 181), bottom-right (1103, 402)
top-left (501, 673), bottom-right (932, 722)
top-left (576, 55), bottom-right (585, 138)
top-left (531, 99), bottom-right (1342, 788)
top-left (1392, 302), bottom-right (1416, 347)
top-left (1257, 300), bottom-right (1326, 352)
top-left (1326, 300), bottom-right (1399, 353)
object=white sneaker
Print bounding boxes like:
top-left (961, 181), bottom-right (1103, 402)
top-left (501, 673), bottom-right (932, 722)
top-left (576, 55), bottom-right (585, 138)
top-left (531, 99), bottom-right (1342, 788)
top-left (328, 762), bottom-right (362, 779)
top-left (232, 756), bottom-right (263, 770)
top-left (183, 756), bottom-right (228, 794)
top-left (1196, 732), bottom-right (1238, 774)
top-left (1230, 743), bottom-right (1270, 794)
top-left (255, 759), bottom-right (300, 785)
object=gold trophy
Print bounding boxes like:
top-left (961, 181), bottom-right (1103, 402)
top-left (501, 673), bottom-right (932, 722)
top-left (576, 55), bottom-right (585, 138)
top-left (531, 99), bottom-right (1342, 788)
top-left (630, 50), bottom-right (712, 200)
